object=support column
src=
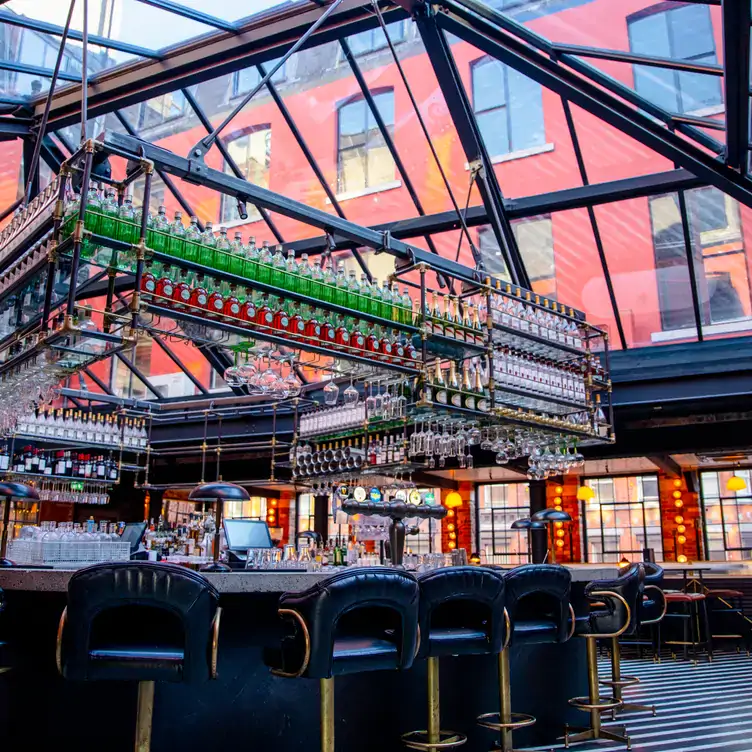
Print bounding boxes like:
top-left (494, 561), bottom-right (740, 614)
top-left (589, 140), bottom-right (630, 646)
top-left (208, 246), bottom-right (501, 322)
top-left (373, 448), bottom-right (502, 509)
top-left (529, 480), bottom-right (547, 564)
top-left (314, 494), bottom-right (329, 543)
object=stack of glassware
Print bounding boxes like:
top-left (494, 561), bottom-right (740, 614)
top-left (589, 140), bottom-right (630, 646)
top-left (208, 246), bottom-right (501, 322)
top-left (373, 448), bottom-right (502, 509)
top-left (0, 179), bottom-right (60, 263)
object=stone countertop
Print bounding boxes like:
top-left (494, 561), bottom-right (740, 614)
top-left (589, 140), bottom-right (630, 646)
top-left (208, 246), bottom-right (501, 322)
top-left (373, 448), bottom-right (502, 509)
top-left (0, 564), bottom-right (619, 593)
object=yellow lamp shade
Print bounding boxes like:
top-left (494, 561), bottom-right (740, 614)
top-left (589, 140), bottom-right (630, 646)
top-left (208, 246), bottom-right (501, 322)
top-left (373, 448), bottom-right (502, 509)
top-left (445, 491), bottom-right (463, 508)
top-left (576, 485), bottom-right (595, 501)
top-left (727, 475), bottom-right (747, 492)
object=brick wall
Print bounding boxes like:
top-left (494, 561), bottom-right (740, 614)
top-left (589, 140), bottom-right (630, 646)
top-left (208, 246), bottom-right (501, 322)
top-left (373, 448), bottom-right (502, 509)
top-left (545, 476), bottom-right (580, 563)
top-left (440, 482), bottom-right (474, 555)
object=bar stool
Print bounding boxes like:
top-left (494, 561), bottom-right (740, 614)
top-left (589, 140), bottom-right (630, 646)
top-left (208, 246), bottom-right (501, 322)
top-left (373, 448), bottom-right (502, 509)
top-left (265, 567), bottom-right (419, 752)
top-left (564, 564), bottom-right (644, 750)
top-left (705, 588), bottom-right (749, 654)
top-left (0, 585), bottom-right (8, 676)
top-left (638, 562), bottom-right (668, 663)
top-left (478, 564), bottom-right (574, 752)
top-left (403, 566), bottom-right (507, 751)
top-left (664, 591), bottom-right (712, 664)
top-left (56, 562), bottom-right (221, 752)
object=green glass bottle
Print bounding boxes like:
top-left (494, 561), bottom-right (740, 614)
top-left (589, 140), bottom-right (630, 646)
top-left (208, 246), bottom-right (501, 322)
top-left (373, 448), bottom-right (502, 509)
top-left (199, 221), bottom-right (217, 269)
top-left (257, 241), bottom-right (272, 284)
top-left (380, 281), bottom-right (393, 321)
top-left (298, 253), bottom-right (312, 297)
top-left (311, 259), bottom-right (324, 302)
top-left (214, 226), bottom-right (231, 272)
top-left (98, 189), bottom-right (118, 241)
top-left (346, 270), bottom-right (361, 311)
top-left (244, 236), bottom-right (259, 281)
top-left (270, 245), bottom-right (286, 289)
top-left (335, 262), bottom-right (348, 307)
top-left (183, 216), bottom-right (201, 264)
top-left (370, 278), bottom-right (382, 318)
top-left (84, 185), bottom-right (102, 236)
top-left (229, 231), bottom-right (245, 277)
top-left (117, 196), bottom-right (138, 248)
top-left (148, 205), bottom-right (170, 254)
top-left (321, 259), bottom-right (335, 304)
top-left (285, 249), bottom-right (299, 292)
top-left (167, 211), bottom-right (186, 259)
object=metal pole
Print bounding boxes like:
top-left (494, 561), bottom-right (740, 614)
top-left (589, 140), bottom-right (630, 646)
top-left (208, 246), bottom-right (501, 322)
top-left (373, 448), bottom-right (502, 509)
top-left (0, 495), bottom-right (13, 563)
top-left (23, 0), bottom-right (76, 206)
top-left (134, 680), bottom-right (155, 752)
top-left (66, 144), bottom-right (94, 318)
top-left (427, 656), bottom-right (440, 747)
top-left (320, 677), bottom-right (335, 752)
top-left (131, 164), bottom-right (152, 329)
top-left (80, 0), bottom-right (88, 144)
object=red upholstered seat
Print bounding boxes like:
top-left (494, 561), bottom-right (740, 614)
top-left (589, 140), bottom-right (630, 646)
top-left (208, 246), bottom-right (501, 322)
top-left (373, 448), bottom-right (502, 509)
top-left (706, 589), bottom-right (744, 599)
top-left (665, 592), bottom-right (693, 603)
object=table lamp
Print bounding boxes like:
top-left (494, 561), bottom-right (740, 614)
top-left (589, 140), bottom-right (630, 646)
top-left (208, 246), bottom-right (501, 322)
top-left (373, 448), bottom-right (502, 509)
top-left (530, 508), bottom-right (572, 565)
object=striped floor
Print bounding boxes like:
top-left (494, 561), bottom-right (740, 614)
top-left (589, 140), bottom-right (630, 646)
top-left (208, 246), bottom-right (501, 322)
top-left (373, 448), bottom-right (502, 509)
top-left (528, 651), bottom-right (752, 751)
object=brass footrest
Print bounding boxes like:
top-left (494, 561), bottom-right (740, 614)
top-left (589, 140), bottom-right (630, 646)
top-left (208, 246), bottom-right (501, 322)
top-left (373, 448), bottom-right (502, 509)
top-left (402, 730), bottom-right (467, 750)
top-left (477, 711), bottom-right (536, 731)
top-left (599, 675), bottom-right (640, 688)
top-left (569, 695), bottom-right (622, 712)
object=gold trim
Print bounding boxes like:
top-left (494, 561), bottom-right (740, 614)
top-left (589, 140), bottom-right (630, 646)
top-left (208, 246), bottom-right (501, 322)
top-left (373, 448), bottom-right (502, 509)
top-left (210, 606), bottom-right (222, 679)
top-left (567, 603), bottom-right (576, 641)
top-left (55, 606), bottom-right (67, 676)
top-left (641, 585), bottom-right (667, 625)
top-left (502, 607), bottom-right (512, 651)
top-left (135, 680), bottom-right (155, 752)
top-left (414, 623), bottom-right (421, 659)
top-left (584, 590), bottom-right (631, 639)
top-left (270, 608), bottom-right (311, 678)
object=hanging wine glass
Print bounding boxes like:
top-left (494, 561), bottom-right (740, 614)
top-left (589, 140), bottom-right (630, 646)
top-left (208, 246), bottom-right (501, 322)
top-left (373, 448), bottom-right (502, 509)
top-left (223, 351), bottom-right (243, 388)
top-left (343, 379), bottom-right (359, 406)
top-left (323, 380), bottom-right (339, 406)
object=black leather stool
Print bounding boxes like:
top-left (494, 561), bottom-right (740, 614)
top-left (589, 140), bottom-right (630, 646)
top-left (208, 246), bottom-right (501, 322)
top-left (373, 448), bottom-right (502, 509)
top-left (0, 586), bottom-right (8, 676)
top-left (265, 567), bottom-right (419, 752)
top-left (637, 562), bottom-right (668, 664)
top-left (56, 562), bottom-right (221, 752)
top-left (403, 566), bottom-right (507, 751)
top-left (705, 588), bottom-right (749, 654)
top-left (565, 564), bottom-right (644, 750)
top-left (479, 564), bottom-right (574, 752)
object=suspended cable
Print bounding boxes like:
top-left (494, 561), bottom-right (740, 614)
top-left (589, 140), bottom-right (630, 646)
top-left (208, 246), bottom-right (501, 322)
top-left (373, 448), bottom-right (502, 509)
top-left (369, 0), bottom-right (481, 266)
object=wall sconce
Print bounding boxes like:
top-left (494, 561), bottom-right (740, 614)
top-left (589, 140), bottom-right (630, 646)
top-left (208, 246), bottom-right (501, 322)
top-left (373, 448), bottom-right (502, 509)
top-left (727, 474), bottom-right (747, 492)
top-left (445, 491), bottom-right (463, 509)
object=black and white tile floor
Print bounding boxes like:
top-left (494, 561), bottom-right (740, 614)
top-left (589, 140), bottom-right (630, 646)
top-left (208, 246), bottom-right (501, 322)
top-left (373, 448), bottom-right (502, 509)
top-left (528, 652), bottom-right (752, 751)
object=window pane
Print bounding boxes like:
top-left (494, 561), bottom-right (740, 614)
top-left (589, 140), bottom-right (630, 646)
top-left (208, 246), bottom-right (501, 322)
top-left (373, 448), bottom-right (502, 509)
top-left (512, 216), bottom-right (556, 292)
top-left (476, 109), bottom-right (509, 158)
top-left (507, 67), bottom-right (545, 151)
top-left (472, 58), bottom-right (506, 112)
top-left (676, 69), bottom-right (722, 113)
top-left (477, 227), bottom-right (511, 280)
top-left (367, 143), bottom-right (395, 187)
top-left (340, 146), bottom-right (367, 193)
top-left (629, 12), bottom-right (671, 57)
top-left (369, 91), bottom-right (395, 128)
top-left (632, 65), bottom-right (679, 112)
top-left (669, 5), bottom-right (716, 59)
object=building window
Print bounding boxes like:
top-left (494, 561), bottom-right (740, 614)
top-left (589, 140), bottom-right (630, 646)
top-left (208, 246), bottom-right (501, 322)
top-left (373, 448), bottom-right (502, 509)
top-left (347, 22), bottom-right (406, 56)
top-left (628, 4), bottom-right (722, 114)
top-left (700, 470), bottom-right (752, 561)
top-left (580, 475), bottom-right (663, 563)
top-left (336, 90), bottom-right (395, 195)
top-left (296, 493), bottom-right (344, 540)
top-left (231, 61), bottom-right (286, 99)
top-left (219, 126), bottom-right (271, 224)
top-left (223, 497), bottom-right (268, 521)
top-left (477, 483), bottom-right (531, 565)
top-left (131, 174), bottom-right (166, 216)
top-left (477, 227), bottom-right (511, 280)
top-left (137, 91), bottom-right (186, 130)
top-left (470, 56), bottom-right (545, 158)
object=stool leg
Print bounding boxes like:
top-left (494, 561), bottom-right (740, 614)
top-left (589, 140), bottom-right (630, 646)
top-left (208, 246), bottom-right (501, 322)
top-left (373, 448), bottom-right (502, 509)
top-left (611, 638), bottom-right (622, 706)
top-left (321, 677), bottom-right (335, 752)
top-left (134, 680), bottom-right (155, 752)
top-left (427, 656), bottom-right (440, 749)
top-left (499, 649), bottom-right (513, 752)
top-left (588, 639), bottom-right (602, 738)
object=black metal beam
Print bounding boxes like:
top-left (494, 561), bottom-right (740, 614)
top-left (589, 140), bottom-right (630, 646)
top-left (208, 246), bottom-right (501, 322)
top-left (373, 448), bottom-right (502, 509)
top-left (152, 334), bottom-right (210, 395)
top-left (135, 0), bottom-right (238, 31)
top-left (114, 352), bottom-right (162, 399)
top-left (553, 43), bottom-right (724, 76)
top-left (0, 60), bottom-right (81, 82)
top-left (339, 39), bottom-right (454, 274)
top-left (410, 7), bottom-right (530, 285)
top-left (39, 135), bottom-right (65, 173)
top-left (286, 168), bottom-right (705, 254)
top-left (435, 1), bottom-right (752, 210)
top-left (561, 98), bottom-right (627, 350)
top-left (82, 366), bottom-right (116, 397)
top-left (647, 454), bottom-right (682, 478)
top-left (197, 344), bottom-right (245, 396)
top-left (721, 0), bottom-right (751, 173)
top-left (22, 137), bottom-right (39, 201)
top-left (677, 190), bottom-right (705, 342)
top-left (35, 0), bottom-right (408, 129)
top-left (0, 10), bottom-right (161, 61)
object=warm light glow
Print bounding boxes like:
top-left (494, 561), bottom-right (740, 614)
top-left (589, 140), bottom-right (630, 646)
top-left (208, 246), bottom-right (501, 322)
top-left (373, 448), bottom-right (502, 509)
top-left (576, 485), bottom-right (595, 501)
top-left (677, 554), bottom-right (688, 564)
top-left (618, 556), bottom-right (631, 569)
top-left (447, 523), bottom-right (455, 532)
top-left (554, 496), bottom-right (562, 504)
top-left (271, 499), bottom-right (278, 507)
top-left (677, 525), bottom-right (686, 534)
top-left (267, 516), bottom-right (276, 524)
top-left (555, 486), bottom-right (564, 495)
top-left (447, 509), bottom-right (455, 518)
top-left (445, 491), bottom-right (463, 508)
top-left (672, 490), bottom-right (682, 499)
top-left (448, 541), bottom-right (457, 550)
top-left (673, 479), bottom-right (683, 489)
top-left (556, 529), bottom-right (565, 538)
top-left (449, 532), bottom-right (457, 540)
top-left (469, 553), bottom-right (481, 564)
top-left (674, 499), bottom-right (684, 508)
top-left (554, 505), bottom-right (563, 512)
top-left (555, 539), bottom-right (565, 548)
top-left (727, 475), bottom-right (747, 492)
top-left (554, 521), bottom-right (563, 529)
top-left (677, 535), bottom-right (686, 545)
top-left (675, 515), bottom-right (684, 524)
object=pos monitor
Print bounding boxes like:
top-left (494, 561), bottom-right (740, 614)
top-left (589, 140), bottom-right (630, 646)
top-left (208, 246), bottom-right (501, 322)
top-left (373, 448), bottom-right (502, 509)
top-left (223, 518), bottom-right (273, 553)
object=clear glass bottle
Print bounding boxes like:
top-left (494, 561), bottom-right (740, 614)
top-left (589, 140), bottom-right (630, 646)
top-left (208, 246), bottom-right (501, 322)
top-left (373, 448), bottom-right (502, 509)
top-left (149, 205), bottom-right (170, 253)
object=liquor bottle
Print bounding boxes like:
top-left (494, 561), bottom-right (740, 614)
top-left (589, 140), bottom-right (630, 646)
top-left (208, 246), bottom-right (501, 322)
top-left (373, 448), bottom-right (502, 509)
top-left (392, 329), bottom-right (405, 361)
top-left (117, 195), bottom-right (139, 245)
top-left (379, 329), bottom-right (394, 362)
top-left (462, 363), bottom-right (476, 410)
top-left (350, 320), bottom-right (366, 351)
top-left (183, 216), bottom-right (202, 264)
top-left (99, 190), bottom-right (119, 240)
top-left (447, 361), bottom-right (462, 408)
top-left (288, 301), bottom-right (306, 340)
top-left (319, 259), bottom-right (333, 304)
top-left (475, 365), bottom-right (489, 412)
top-left (140, 262), bottom-right (157, 294)
top-left (380, 280), bottom-right (393, 321)
top-left (223, 285), bottom-right (242, 319)
top-left (206, 279), bottom-right (226, 318)
top-left (443, 295), bottom-right (455, 339)
top-left (257, 241), bottom-right (272, 284)
top-left (256, 294), bottom-right (274, 330)
top-left (430, 292), bottom-right (442, 334)
top-left (433, 360), bottom-right (448, 405)
top-left (311, 259), bottom-right (324, 301)
top-left (298, 254), bottom-right (312, 297)
top-left (245, 236), bottom-right (259, 281)
top-left (271, 245), bottom-right (286, 289)
top-left (273, 297), bottom-right (290, 332)
top-left (285, 250), bottom-right (299, 291)
top-left (83, 185), bottom-right (102, 238)
top-left (199, 221), bottom-right (216, 268)
top-left (390, 282), bottom-right (401, 323)
top-left (401, 288), bottom-right (413, 326)
top-left (365, 324), bottom-right (381, 356)
top-left (240, 287), bottom-right (257, 322)
top-left (334, 314), bottom-right (350, 350)
top-left (347, 270), bottom-right (362, 309)
top-left (358, 274), bottom-right (371, 313)
top-left (172, 269), bottom-right (192, 309)
top-left (301, 305), bottom-right (320, 345)
top-left (320, 311), bottom-right (337, 348)
top-left (189, 276), bottom-right (209, 310)
top-left (167, 211), bottom-right (186, 258)
top-left (369, 278), bottom-right (383, 318)
top-left (155, 266), bottom-right (175, 300)
top-left (148, 205), bottom-right (170, 253)
top-left (229, 232), bottom-right (245, 277)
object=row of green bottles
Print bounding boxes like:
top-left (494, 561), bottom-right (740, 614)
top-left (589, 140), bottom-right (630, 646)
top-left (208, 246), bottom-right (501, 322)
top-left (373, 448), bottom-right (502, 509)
top-left (62, 187), bottom-right (415, 327)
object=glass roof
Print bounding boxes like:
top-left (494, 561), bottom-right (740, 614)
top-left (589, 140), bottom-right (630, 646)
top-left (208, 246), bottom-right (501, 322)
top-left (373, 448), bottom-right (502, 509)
top-left (2, 0), bottom-right (752, 400)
